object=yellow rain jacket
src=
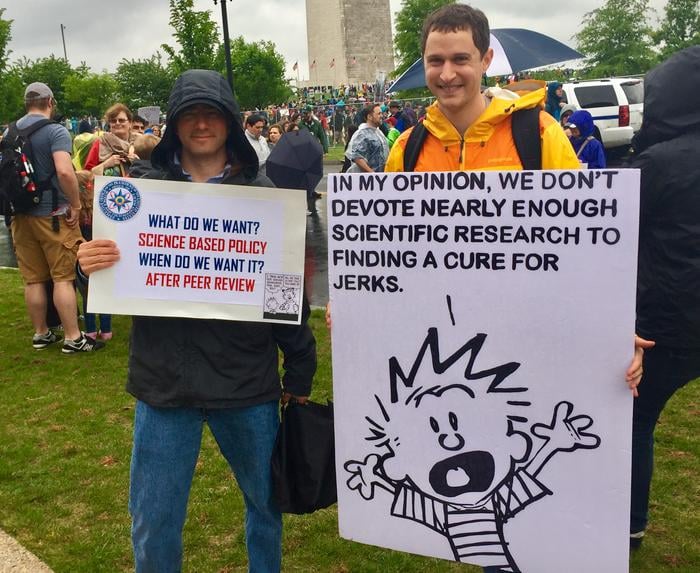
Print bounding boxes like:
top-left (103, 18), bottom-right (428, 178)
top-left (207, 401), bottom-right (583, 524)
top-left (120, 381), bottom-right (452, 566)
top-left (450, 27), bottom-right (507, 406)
top-left (385, 87), bottom-right (579, 172)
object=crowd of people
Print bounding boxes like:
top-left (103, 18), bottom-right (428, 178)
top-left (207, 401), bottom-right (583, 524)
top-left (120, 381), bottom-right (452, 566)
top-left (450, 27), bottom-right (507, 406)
top-left (1, 1), bottom-right (698, 572)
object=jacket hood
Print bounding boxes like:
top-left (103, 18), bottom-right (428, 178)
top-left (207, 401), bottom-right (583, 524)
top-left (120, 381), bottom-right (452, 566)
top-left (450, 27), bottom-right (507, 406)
top-left (632, 46), bottom-right (700, 153)
top-left (151, 69), bottom-right (258, 178)
top-left (547, 81), bottom-right (561, 97)
top-left (560, 103), bottom-right (578, 117)
top-left (568, 109), bottom-right (595, 139)
top-left (424, 87), bottom-right (546, 144)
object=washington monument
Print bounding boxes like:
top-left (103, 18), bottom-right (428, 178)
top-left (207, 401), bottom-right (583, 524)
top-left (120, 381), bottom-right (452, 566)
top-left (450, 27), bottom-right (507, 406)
top-left (305, 0), bottom-right (395, 86)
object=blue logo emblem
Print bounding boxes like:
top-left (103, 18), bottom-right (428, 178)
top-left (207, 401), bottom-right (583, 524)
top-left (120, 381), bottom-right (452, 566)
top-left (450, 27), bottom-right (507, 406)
top-left (99, 179), bottom-right (141, 222)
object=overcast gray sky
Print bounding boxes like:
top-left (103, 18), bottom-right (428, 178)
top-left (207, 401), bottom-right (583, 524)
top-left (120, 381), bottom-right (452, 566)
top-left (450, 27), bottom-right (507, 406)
top-left (4, 0), bottom-right (667, 79)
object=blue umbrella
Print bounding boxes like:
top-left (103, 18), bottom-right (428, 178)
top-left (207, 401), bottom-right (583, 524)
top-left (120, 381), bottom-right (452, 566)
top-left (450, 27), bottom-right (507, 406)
top-left (387, 28), bottom-right (583, 92)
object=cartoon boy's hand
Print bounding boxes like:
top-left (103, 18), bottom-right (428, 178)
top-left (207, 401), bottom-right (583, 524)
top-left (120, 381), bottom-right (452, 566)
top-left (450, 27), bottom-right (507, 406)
top-left (531, 401), bottom-right (601, 453)
top-left (345, 454), bottom-right (383, 500)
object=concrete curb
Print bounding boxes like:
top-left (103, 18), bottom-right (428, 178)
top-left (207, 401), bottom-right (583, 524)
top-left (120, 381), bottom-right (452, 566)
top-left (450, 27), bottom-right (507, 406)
top-left (0, 530), bottom-right (54, 573)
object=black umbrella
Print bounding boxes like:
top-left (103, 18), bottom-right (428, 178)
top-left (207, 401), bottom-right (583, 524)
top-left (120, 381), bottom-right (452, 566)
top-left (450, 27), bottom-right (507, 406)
top-left (266, 129), bottom-right (324, 193)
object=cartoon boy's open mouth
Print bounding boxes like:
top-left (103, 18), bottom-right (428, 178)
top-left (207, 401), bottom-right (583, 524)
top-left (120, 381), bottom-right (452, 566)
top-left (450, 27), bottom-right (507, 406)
top-left (428, 451), bottom-right (495, 496)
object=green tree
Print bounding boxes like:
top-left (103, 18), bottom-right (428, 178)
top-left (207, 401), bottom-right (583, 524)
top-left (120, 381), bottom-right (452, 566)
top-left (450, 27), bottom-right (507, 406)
top-left (393, 0), bottom-right (455, 76)
top-left (115, 54), bottom-right (174, 112)
top-left (575, 0), bottom-right (655, 77)
top-left (15, 55), bottom-right (76, 109)
top-left (161, 0), bottom-right (222, 75)
top-left (0, 69), bottom-right (24, 123)
top-left (228, 37), bottom-right (292, 109)
top-left (0, 8), bottom-right (23, 123)
top-left (0, 7), bottom-right (12, 73)
top-left (63, 72), bottom-right (118, 118)
top-left (654, 0), bottom-right (700, 60)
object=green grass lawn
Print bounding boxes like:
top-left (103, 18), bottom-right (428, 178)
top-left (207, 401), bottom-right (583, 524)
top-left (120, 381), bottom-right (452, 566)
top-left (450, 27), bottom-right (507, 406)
top-left (326, 144), bottom-right (346, 164)
top-left (0, 267), bottom-right (698, 572)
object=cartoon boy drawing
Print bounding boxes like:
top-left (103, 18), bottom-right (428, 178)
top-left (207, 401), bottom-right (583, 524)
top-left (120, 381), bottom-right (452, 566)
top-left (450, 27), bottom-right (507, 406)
top-left (344, 327), bottom-right (600, 573)
top-left (279, 287), bottom-right (299, 314)
top-left (265, 296), bottom-right (280, 314)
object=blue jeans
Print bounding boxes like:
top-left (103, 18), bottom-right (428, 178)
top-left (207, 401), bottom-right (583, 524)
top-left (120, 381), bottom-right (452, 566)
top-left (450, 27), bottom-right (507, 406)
top-left (83, 310), bottom-right (111, 334)
top-left (630, 346), bottom-right (700, 533)
top-left (129, 400), bottom-right (282, 573)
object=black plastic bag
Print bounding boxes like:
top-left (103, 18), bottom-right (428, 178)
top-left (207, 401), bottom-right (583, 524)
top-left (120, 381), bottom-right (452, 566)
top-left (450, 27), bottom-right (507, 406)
top-left (271, 400), bottom-right (336, 514)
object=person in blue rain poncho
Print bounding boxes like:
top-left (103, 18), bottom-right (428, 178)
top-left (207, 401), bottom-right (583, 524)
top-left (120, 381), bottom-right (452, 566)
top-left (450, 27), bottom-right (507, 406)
top-left (566, 110), bottom-right (606, 169)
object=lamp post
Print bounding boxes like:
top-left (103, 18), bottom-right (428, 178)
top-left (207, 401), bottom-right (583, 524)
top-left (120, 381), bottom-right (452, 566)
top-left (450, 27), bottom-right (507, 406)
top-left (60, 24), bottom-right (68, 62)
top-left (213, 0), bottom-right (234, 92)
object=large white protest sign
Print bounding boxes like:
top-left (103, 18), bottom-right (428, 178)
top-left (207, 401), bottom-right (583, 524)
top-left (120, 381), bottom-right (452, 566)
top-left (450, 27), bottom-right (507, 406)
top-left (328, 169), bottom-right (640, 573)
top-left (89, 177), bottom-right (306, 324)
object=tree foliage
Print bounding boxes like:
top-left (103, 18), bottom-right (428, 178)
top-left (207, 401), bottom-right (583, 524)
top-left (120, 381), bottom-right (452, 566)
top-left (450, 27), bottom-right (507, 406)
top-left (654, 0), bottom-right (700, 60)
top-left (14, 55), bottom-right (75, 110)
top-left (161, 0), bottom-right (223, 75)
top-left (63, 72), bottom-right (119, 118)
top-left (575, 0), bottom-right (655, 76)
top-left (0, 69), bottom-right (24, 124)
top-left (0, 8), bottom-right (22, 123)
top-left (0, 7), bottom-right (12, 74)
top-left (393, 0), bottom-right (455, 77)
top-left (115, 54), bottom-right (174, 112)
top-left (228, 37), bottom-right (292, 109)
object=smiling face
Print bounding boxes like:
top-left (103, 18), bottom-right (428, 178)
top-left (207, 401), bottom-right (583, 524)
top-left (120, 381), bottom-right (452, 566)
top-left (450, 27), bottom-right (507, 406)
top-left (108, 111), bottom-right (132, 141)
top-left (175, 104), bottom-right (229, 162)
top-left (383, 388), bottom-right (528, 505)
top-left (423, 28), bottom-right (493, 124)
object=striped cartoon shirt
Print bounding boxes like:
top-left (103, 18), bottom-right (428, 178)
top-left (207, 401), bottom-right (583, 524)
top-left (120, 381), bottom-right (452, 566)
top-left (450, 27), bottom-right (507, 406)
top-left (390, 469), bottom-right (550, 572)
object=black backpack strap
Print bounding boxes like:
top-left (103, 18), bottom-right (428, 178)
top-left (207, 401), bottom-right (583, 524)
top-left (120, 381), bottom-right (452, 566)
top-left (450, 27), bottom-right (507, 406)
top-left (402, 121), bottom-right (429, 172)
top-left (17, 119), bottom-right (60, 231)
top-left (16, 119), bottom-right (57, 189)
top-left (15, 118), bottom-right (55, 139)
top-left (511, 108), bottom-right (542, 170)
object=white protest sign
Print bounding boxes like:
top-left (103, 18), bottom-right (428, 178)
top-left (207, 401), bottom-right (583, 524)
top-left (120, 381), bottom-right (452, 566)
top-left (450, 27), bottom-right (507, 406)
top-left (89, 177), bottom-right (306, 324)
top-left (137, 106), bottom-right (161, 126)
top-left (328, 169), bottom-right (640, 573)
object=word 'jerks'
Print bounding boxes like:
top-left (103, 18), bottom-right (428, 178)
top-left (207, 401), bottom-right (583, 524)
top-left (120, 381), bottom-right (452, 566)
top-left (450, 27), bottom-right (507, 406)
top-left (137, 233), bottom-right (267, 254)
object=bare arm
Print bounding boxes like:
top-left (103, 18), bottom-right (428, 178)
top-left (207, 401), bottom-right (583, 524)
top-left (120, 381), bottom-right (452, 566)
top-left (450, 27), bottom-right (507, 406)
top-left (353, 157), bottom-right (374, 173)
top-left (53, 150), bottom-right (81, 227)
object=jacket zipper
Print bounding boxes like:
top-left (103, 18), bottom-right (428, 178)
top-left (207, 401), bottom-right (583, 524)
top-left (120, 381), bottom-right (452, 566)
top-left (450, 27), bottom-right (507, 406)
top-left (458, 136), bottom-right (465, 165)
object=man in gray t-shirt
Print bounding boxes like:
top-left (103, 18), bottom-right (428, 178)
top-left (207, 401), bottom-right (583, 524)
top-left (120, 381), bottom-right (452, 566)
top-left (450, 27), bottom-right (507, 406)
top-left (10, 82), bottom-right (103, 353)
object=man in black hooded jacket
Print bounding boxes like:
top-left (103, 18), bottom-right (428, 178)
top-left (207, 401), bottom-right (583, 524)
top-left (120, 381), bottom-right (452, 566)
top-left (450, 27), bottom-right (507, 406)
top-left (77, 70), bottom-right (316, 572)
top-left (628, 46), bottom-right (700, 550)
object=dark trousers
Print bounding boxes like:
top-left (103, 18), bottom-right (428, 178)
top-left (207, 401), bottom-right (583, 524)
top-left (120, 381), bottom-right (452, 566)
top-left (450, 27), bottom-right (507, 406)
top-left (630, 345), bottom-right (700, 532)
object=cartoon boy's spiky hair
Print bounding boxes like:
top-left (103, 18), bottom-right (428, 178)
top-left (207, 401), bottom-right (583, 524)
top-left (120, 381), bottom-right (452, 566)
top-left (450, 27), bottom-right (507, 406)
top-left (388, 328), bottom-right (526, 405)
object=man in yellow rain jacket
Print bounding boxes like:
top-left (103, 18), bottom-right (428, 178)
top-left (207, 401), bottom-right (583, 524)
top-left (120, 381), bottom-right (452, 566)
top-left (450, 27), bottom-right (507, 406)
top-left (385, 4), bottom-right (579, 173)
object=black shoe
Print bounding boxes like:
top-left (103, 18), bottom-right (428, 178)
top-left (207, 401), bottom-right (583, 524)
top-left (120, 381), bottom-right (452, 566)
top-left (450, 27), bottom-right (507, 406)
top-left (32, 330), bottom-right (61, 349)
top-left (62, 333), bottom-right (106, 354)
top-left (313, 191), bottom-right (322, 200)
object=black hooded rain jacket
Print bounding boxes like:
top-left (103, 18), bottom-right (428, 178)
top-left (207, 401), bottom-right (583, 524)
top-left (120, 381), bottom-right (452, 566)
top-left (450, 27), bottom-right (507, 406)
top-left (126, 70), bottom-right (316, 408)
top-left (632, 47), bottom-right (700, 348)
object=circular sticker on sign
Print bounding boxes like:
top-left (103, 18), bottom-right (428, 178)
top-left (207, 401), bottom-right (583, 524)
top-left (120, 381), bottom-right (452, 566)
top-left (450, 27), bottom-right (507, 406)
top-left (99, 179), bottom-right (141, 222)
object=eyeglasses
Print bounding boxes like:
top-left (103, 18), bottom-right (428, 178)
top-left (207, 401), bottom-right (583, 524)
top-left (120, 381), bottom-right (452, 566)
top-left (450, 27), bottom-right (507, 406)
top-left (109, 118), bottom-right (130, 125)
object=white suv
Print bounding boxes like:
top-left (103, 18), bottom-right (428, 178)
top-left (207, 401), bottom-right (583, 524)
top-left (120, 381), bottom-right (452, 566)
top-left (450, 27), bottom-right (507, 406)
top-left (560, 78), bottom-right (644, 151)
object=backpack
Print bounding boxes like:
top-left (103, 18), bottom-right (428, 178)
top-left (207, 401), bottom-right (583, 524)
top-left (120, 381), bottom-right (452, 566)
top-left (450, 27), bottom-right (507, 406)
top-left (0, 119), bottom-right (57, 222)
top-left (402, 107), bottom-right (542, 171)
